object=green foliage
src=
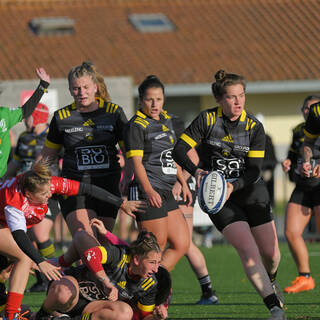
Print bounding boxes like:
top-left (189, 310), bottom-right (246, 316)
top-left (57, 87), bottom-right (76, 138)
top-left (23, 243), bottom-right (320, 319)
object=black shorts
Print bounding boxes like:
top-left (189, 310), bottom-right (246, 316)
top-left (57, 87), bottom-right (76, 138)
top-left (178, 176), bottom-right (197, 207)
top-left (129, 183), bottom-right (178, 222)
top-left (289, 184), bottom-right (320, 208)
top-left (55, 266), bottom-right (106, 317)
top-left (59, 173), bottom-right (121, 220)
top-left (209, 179), bottom-right (273, 232)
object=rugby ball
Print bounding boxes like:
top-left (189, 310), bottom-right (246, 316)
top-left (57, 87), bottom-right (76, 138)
top-left (198, 171), bottom-right (227, 215)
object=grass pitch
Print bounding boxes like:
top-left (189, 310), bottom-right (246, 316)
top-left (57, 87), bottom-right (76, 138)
top-left (24, 242), bottom-right (320, 319)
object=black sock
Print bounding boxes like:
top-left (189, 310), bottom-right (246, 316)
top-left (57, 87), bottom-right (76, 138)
top-left (198, 275), bottom-right (214, 298)
top-left (268, 270), bottom-right (278, 283)
top-left (299, 272), bottom-right (310, 278)
top-left (263, 293), bottom-right (281, 310)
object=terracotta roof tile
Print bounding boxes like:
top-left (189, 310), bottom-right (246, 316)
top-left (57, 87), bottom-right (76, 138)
top-left (0, 0), bottom-right (319, 84)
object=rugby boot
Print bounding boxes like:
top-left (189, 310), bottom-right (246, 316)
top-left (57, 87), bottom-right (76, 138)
top-left (268, 306), bottom-right (287, 320)
top-left (196, 290), bottom-right (218, 305)
top-left (284, 275), bottom-right (315, 293)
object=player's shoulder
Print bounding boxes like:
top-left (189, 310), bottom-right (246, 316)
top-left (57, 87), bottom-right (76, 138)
top-left (292, 122), bottom-right (305, 133)
top-left (129, 110), bottom-right (150, 130)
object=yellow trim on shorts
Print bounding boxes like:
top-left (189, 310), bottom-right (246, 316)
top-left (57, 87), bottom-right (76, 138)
top-left (180, 133), bottom-right (197, 148)
top-left (98, 246), bottom-right (108, 264)
top-left (126, 150), bottom-right (144, 158)
top-left (0, 304), bottom-right (5, 312)
top-left (137, 301), bottom-right (155, 312)
top-left (248, 150), bottom-right (265, 158)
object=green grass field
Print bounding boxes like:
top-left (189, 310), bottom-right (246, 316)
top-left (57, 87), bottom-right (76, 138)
top-left (23, 242), bottom-right (320, 320)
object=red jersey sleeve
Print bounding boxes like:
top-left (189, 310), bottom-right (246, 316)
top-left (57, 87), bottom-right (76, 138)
top-left (50, 176), bottom-right (80, 196)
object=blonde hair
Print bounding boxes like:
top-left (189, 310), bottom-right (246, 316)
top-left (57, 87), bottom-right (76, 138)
top-left (20, 161), bottom-right (52, 194)
top-left (130, 230), bottom-right (161, 259)
top-left (68, 61), bottom-right (111, 102)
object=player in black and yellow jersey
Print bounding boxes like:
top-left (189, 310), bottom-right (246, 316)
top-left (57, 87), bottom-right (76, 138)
top-left (37, 62), bottom-right (131, 237)
top-left (173, 70), bottom-right (286, 319)
top-left (35, 229), bottom-right (168, 320)
top-left (282, 95), bottom-right (320, 293)
top-left (124, 75), bottom-right (190, 272)
top-left (301, 100), bottom-right (320, 178)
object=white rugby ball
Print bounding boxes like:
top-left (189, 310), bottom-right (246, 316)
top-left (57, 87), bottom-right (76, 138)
top-left (198, 171), bottom-right (227, 215)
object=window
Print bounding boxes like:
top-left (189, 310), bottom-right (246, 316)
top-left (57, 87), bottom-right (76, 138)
top-left (129, 13), bottom-right (175, 33)
top-left (29, 17), bottom-right (75, 36)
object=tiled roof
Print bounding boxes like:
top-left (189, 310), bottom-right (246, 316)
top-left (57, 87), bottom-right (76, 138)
top-left (0, 0), bottom-right (319, 84)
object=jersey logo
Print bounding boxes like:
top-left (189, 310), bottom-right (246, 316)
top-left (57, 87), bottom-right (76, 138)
top-left (0, 119), bottom-right (7, 133)
top-left (83, 119), bottom-right (95, 127)
top-left (162, 125), bottom-right (169, 132)
top-left (29, 139), bottom-right (36, 146)
top-left (117, 281), bottom-right (126, 289)
top-left (85, 133), bottom-right (94, 142)
top-left (222, 134), bottom-right (234, 143)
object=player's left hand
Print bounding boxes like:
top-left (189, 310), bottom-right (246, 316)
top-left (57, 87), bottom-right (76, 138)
top-left (36, 67), bottom-right (50, 84)
top-left (172, 181), bottom-right (182, 201)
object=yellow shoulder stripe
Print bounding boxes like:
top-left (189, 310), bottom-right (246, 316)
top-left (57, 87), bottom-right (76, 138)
top-left (246, 118), bottom-right (256, 131)
top-left (142, 278), bottom-right (155, 290)
top-left (137, 301), bottom-right (155, 312)
top-left (126, 150), bottom-right (144, 158)
top-left (248, 150), bottom-right (265, 158)
top-left (134, 117), bottom-right (149, 128)
top-left (136, 110), bottom-right (146, 118)
top-left (58, 107), bottom-right (71, 120)
top-left (206, 112), bottom-right (216, 126)
top-left (45, 139), bottom-right (62, 150)
top-left (240, 110), bottom-right (247, 122)
top-left (161, 110), bottom-right (171, 119)
top-left (304, 129), bottom-right (319, 140)
top-left (180, 133), bottom-right (197, 148)
top-left (106, 102), bottom-right (119, 113)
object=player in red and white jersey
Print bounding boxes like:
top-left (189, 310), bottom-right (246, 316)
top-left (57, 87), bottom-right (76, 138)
top-left (0, 161), bottom-right (145, 320)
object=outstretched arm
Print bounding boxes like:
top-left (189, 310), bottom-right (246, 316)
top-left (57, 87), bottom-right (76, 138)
top-left (22, 68), bottom-right (50, 119)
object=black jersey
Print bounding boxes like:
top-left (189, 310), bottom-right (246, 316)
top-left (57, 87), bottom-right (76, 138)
top-left (0, 281), bottom-right (6, 312)
top-left (304, 102), bottom-right (320, 138)
top-left (13, 128), bottom-right (59, 176)
top-left (64, 243), bottom-right (157, 314)
top-left (287, 122), bottom-right (320, 187)
top-left (176, 107), bottom-right (265, 192)
top-left (45, 98), bottom-right (127, 180)
top-left (125, 109), bottom-right (178, 191)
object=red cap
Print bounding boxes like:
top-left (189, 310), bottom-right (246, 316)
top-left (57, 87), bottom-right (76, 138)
top-left (31, 103), bottom-right (49, 128)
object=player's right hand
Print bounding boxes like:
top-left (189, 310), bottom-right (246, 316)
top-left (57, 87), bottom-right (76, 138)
top-left (282, 159), bottom-right (291, 172)
top-left (38, 260), bottom-right (62, 281)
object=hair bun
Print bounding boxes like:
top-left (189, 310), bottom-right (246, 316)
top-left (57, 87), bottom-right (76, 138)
top-left (146, 75), bottom-right (159, 81)
top-left (214, 70), bottom-right (226, 82)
